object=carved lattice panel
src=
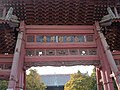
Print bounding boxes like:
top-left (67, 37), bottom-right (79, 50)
top-left (26, 48), bottom-right (97, 56)
top-left (56, 49), bottom-right (68, 56)
top-left (79, 49), bottom-right (88, 55)
top-left (69, 49), bottom-right (78, 55)
top-left (88, 49), bottom-right (97, 55)
top-left (86, 35), bottom-right (94, 42)
top-left (46, 49), bottom-right (55, 56)
top-left (36, 49), bottom-right (45, 56)
top-left (27, 35), bottom-right (35, 42)
top-left (26, 49), bottom-right (35, 56)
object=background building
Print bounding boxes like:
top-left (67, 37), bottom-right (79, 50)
top-left (41, 74), bottom-right (70, 90)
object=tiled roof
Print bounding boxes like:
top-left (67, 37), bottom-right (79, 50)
top-left (41, 74), bottom-right (70, 86)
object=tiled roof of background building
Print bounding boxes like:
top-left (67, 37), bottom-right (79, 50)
top-left (41, 74), bottom-right (70, 86)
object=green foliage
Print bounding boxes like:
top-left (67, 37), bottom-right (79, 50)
top-left (64, 69), bottom-right (97, 90)
top-left (0, 80), bottom-right (8, 90)
top-left (90, 68), bottom-right (97, 90)
top-left (26, 69), bottom-right (46, 90)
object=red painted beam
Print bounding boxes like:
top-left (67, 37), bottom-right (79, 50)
top-left (0, 54), bottom-right (13, 58)
top-left (0, 54), bottom-right (13, 63)
top-left (0, 70), bottom-right (10, 76)
top-left (25, 55), bottom-right (99, 62)
top-left (26, 29), bottom-right (94, 34)
top-left (113, 56), bottom-right (120, 60)
top-left (25, 25), bottom-right (94, 30)
top-left (112, 51), bottom-right (120, 60)
top-left (26, 25), bottom-right (94, 34)
top-left (0, 53), bottom-right (120, 65)
top-left (112, 51), bottom-right (120, 55)
top-left (0, 77), bottom-right (9, 80)
top-left (26, 42), bottom-right (97, 49)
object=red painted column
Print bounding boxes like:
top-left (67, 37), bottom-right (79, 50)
top-left (95, 22), bottom-right (120, 89)
top-left (98, 41), bottom-right (114, 90)
top-left (96, 67), bottom-right (103, 90)
top-left (20, 21), bottom-right (26, 90)
top-left (103, 56), bottom-right (114, 90)
top-left (16, 56), bottom-right (24, 90)
top-left (17, 35), bottom-right (25, 90)
top-left (100, 69), bottom-right (109, 90)
top-left (15, 47), bottom-right (24, 90)
top-left (105, 70), bottom-right (114, 90)
top-left (7, 32), bottom-right (23, 90)
top-left (94, 22), bottom-right (114, 90)
top-left (18, 21), bottom-right (26, 90)
top-left (7, 21), bottom-right (25, 90)
top-left (94, 26), bottom-right (108, 90)
top-left (23, 70), bottom-right (26, 90)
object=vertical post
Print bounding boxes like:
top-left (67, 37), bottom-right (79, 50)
top-left (23, 70), bottom-right (26, 90)
top-left (7, 21), bottom-right (25, 90)
top-left (95, 25), bottom-right (108, 90)
top-left (100, 69), bottom-right (108, 90)
top-left (7, 32), bottom-right (23, 90)
top-left (20, 21), bottom-right (26, 90)
top-left (16, 50), bottom-right (24, 90)
top-left (96, 67), bottom-right (103, 90)
top-left (94, 22), bottom-right (114, 90)
top-left (105, 69), bottom-right (114, 90)
top-left (15, 42), bottom-right (24, 90)
top-left (18, 21), bottom-right (26, 90)
top-left (95, 22), bottom-right (120, 90)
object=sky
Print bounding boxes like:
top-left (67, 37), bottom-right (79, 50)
top-left (27, 65), bottom-right (95, 75)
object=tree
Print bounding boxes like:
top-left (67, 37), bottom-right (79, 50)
top-left (26, 69), bottom-right (46, 90)
top-left (0, 80), bottom-right (8, 90)
top-left (90, 68), bottom-right (97, 90)
top-left (64, 70), bottom-right (97, 90)
top-left (65, 71), bottom-right (93, 90)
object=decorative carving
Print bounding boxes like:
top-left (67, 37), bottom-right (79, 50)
top-left (26, 48), bottom-right (97, 56)
top-left (86, 35), bottom-right (93, 42)
top-left (51, 36), bottom-right (56, 42)
top-left (74, 36), bottom-right (79, 42)
top-left (27, 35), bottom-right (34, 42)
top-left (88, 49), bottom-right (97, 55)
top-left (36, 49), bottom-right (45, 56)
top-left (58, 36), bottom-right (64, 42)
top-left (36, 35), bottom-right (44, 42)
top-left (26, 49), bottom-right (35, 56)
top-left (46, 49), bottom-right (55, 56)
top-left (28, 35), bottom-right (94, 43)
top-left (79, 49), bottom-right (88, 55)
top-left (69, 49), bottom-right (78, 55)
top-left (56, 49), bottom-right (68, 56)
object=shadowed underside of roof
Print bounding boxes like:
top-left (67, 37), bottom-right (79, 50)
top-left (0, 0), bottom-right (120, 61)
top-left (0, 0), bottom-right (120, 25)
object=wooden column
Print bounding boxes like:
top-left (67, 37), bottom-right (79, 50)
top-left (96, 67), bottom-right (103, 90)
top-left (94, 22), bottom-right (114, 90)
top-left (7, 21), bottom-right (25, 90)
